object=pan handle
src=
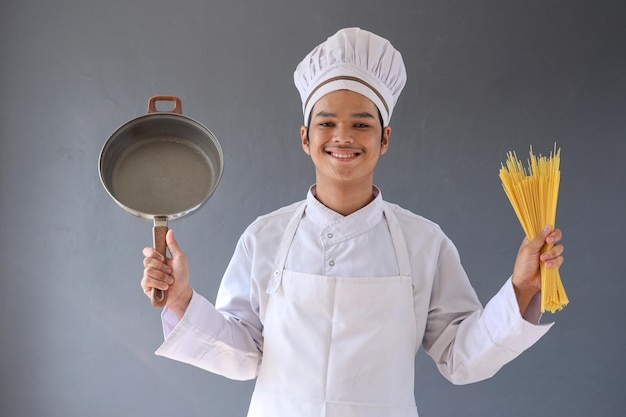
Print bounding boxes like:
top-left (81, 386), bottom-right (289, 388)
top-left (148, 95), bottom-right (183, 115)
top-left (151, 217), bottom-right (169, 307)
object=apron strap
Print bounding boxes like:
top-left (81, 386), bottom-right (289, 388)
top-left (383, 203), bottom-right (412, 278)
top-left (266, 202), bottom-right (307, 294)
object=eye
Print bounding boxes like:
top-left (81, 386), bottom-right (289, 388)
top-left (354, 123), bottom-right (370, 129)
top-left (319, 121), bottom-right (335, 127)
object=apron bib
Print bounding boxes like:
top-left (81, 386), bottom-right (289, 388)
top-left (248, 203), bottom-right (419, 417)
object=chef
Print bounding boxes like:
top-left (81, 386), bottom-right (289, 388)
top-left (141, 27), bottom-right (564, 417)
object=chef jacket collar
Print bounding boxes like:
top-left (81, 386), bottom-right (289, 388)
top-left (304, 185), bottom-right (385, 239)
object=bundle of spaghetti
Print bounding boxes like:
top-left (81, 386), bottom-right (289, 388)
top-left (499, 144), bottom-right (568, 313)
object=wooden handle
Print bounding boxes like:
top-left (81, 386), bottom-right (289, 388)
top-left (147, 95), bottom-right (182, 114)
top-left (151, 224), bottom-right (169, 307)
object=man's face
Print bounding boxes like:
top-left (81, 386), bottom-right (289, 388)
top-left (301, 90), bottom-right (391, 187)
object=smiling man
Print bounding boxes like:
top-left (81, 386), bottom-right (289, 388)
top-left (141, 28), bottom-right (565, 417)
top-left (302, 90), bottom-right (390, 215)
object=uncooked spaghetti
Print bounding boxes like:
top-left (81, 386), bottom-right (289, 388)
top-left (499, 144), bottom-right (568, 313)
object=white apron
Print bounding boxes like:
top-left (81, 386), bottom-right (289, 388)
top-left (248, 202), bottom-right (419, 417)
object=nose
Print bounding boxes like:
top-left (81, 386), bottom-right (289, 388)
top-left (332, 124), bottom-right (354, 143)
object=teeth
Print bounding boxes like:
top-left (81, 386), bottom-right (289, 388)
top-left (331, 152), bottom-right (358, 159)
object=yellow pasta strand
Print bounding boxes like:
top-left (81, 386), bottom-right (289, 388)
top-left (499, 144), bottom-right (568, 313)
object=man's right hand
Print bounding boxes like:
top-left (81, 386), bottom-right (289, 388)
top-left (141, 229), bottom-right (193, 319)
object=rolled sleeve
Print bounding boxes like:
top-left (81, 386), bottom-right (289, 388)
top-left (155, 290), bottom-right (261, 381)
top-left (482, 277), bottom-right (553, 352)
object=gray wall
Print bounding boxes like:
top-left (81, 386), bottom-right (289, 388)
top-left (1, 1), bottom-right (624, 416)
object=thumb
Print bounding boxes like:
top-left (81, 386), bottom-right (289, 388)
top-left (165, 229), bottom-right (183, 257)
top-left (527, 225), bottom-right (552, 251)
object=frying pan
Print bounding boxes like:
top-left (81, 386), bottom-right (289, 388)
top-left (99, 96), bottom-right (223, 307)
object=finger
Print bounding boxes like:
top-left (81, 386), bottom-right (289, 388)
top-left (526, 225), bottom-right (553, 251)
top-left (546, 228), bottom-right (562, 245)
top-left (141, 274), bottom-right (171, 293)
top-left (143, 261), bottom-right (173, 280)
top-left (543, 254), bottom-right (564, 268)
top-left (166, 229), bottom-right (184, 258)
top-left (142, 266), bottom-right (173, 288)
top-left (541, 244), bottom-right (565, 264)
top-left (142, 247), bottom-right (165, 262)
top-left (143, 255), bottom-right (172, 273)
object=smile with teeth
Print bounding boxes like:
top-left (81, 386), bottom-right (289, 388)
top-left (326, 149), bottom-right (362, 159)
top-left (331, 152), bottom-right (359, 159)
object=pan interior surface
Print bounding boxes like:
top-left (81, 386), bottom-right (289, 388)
top-left (109, 136), bottom-right (216, 216)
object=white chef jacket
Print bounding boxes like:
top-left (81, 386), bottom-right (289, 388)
top-left (156, 186), bottom-right (552, 384)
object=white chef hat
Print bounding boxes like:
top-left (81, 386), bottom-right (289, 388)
top-left (294, 27), bottom-right (407, 127)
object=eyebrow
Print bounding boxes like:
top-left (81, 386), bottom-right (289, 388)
top-left (313, 111), bottom-right (376, 119)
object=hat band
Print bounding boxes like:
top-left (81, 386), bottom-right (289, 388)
top-left (304, 75), bottom-right (389, 116)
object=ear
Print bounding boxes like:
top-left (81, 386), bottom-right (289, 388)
top-left (380, 126), bottom-right (391, 155)
top-left (300, 126), bottom-right (311, 155)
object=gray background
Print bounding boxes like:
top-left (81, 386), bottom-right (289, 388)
top-left (1, 0), bottom-right (624, 416)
